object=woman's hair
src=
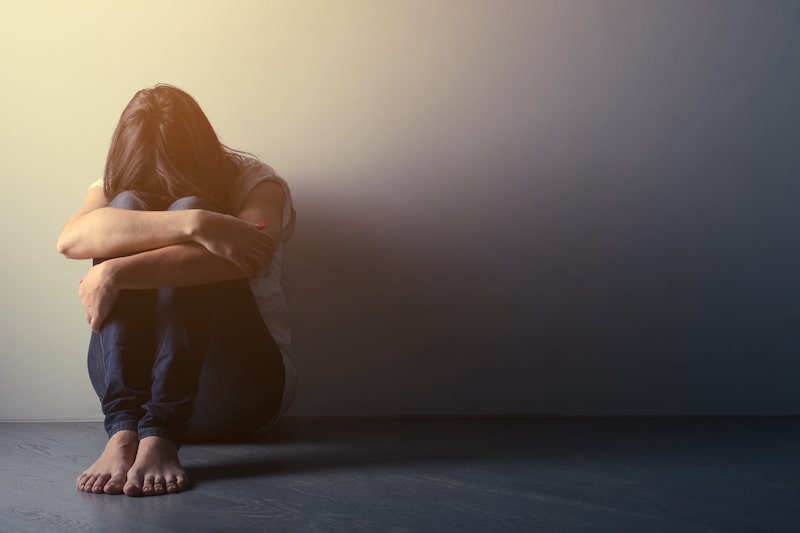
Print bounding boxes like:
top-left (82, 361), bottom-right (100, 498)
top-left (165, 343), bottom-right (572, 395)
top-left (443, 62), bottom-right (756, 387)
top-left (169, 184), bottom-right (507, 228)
top-left (104, 84), bottom-right (245, 211)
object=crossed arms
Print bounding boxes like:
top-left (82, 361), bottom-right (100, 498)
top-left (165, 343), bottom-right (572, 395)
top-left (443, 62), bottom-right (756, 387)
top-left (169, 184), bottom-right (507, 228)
top-left (57, 181), bottom-right (285, 331)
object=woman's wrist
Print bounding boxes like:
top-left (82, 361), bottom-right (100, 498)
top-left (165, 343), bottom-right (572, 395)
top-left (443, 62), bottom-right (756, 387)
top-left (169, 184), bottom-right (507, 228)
top-left (186, 209), bottom-right (220, 245)
top-left (186, 209), bottom-right (204, 243)
top-left (95, 259), bottom-right (124, 293)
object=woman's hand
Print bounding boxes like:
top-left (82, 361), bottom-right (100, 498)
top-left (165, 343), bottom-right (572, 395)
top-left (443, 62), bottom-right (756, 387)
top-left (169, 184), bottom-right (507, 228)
top-left (191, 210), bottom-right (275, 278)
top-left (79, 261), bottom-right (120, 332)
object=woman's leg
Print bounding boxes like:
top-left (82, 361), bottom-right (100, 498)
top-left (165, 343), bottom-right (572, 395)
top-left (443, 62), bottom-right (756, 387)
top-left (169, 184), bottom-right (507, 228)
top-left (137, 277), bottom-right (285, 443)
top-left (87, 191), bottom-right (174, 437)
top-left (185, 277), bottom-right (285, 442)
top-left (80, 191), bottom-right (166, 495)
top-left (123, 196), bottom-right (285, 496)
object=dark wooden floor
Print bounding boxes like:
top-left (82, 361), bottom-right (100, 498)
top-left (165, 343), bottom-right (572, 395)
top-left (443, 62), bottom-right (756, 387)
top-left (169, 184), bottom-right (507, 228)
top-left (1, 417), bottom-right (798, 532)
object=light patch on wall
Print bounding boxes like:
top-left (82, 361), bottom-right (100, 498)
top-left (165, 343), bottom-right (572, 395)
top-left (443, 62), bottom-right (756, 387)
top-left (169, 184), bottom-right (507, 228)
top-left (2, 1), bottom-right (798, 420)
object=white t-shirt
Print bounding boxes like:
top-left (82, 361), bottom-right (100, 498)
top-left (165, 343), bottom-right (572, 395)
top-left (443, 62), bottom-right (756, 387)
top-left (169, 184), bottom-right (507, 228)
top-left (229, 158), bottom-right (298, 426)
top-left (89, 157), bottom-right (298, 429)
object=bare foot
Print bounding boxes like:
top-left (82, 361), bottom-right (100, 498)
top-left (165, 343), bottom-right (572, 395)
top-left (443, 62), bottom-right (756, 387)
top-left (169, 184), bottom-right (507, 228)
top-left (77, 430), bottom-right (138, 495)
top-left (123, 436), bottom-right (188, 496)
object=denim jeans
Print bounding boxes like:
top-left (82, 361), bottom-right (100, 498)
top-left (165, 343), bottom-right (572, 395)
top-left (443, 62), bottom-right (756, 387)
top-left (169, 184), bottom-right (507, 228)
top-left (87, 191), bottom-right (285, 446)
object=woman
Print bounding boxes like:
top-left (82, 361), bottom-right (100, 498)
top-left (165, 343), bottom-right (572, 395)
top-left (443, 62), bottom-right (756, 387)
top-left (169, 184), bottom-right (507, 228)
top-left (57, 84), bottom-right (297, 497)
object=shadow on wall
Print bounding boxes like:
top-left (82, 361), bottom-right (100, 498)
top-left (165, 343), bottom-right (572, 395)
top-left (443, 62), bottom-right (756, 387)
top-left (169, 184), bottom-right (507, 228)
top-left (283, 199), bottom-right (503, 417)
top-left (282, 157), bottom-right (800, 417)
top-left (278, 1), bottom-right (800, 418)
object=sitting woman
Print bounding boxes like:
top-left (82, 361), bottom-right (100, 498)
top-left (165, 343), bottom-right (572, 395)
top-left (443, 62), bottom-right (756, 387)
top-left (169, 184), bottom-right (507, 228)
top-left (56, 84), bottom-right (297, 497)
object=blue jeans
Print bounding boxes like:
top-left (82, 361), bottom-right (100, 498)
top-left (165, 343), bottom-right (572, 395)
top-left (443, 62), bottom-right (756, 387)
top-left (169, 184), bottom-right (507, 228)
top-left (88, 191), bottom-right (285, 446)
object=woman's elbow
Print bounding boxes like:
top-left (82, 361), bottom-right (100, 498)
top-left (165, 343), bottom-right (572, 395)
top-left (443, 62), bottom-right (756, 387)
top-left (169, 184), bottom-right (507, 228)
top-left (56, 234), bottom-right (74, 257)
top-left (56, 231), bottom-right (86, 259)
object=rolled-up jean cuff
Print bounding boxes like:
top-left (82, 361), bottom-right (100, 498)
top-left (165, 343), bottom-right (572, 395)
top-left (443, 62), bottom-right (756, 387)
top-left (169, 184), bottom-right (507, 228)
top-left (138, 426), bottom-right (183, 449)
top-left (107, 420), bottom-right (139, 438)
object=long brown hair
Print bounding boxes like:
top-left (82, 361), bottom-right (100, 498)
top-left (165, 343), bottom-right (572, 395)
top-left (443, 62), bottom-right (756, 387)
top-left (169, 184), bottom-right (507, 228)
top-left (103, 84), bottom-right (240, 211)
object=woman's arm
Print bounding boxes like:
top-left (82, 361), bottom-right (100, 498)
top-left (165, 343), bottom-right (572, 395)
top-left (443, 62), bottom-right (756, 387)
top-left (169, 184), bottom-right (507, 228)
top-left (56, 186), bottom-right (197, 259)
top-left (57, 186), bottom-right (276, 273)
top-left (78, 181), bottom-right (286, 331)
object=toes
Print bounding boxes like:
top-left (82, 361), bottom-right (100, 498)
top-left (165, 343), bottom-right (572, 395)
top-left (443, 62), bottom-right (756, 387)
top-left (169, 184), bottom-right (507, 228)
top-left (123, 469), bottom-right (144, 497)
top-left (82, 474), bottom-right (98, 492)
top-left (123, 479), bottom-right (142, 497)
top-left (164, 475), bottom-right (177, 493)
top-left (104, 475), bottom-right (125, 495)
top-left (153, 476), bottom-right (165, 495)
top-left (142, 474), bottom-right (155, 496)
top-left (92, 473), bottom-right (111, 493)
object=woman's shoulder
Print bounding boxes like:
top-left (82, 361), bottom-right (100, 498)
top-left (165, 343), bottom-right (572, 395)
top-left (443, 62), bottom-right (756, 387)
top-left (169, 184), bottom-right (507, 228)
top-left (230, 154), bottom-right (281, 187)
top-left (228, 153), bottom-right (295, 237)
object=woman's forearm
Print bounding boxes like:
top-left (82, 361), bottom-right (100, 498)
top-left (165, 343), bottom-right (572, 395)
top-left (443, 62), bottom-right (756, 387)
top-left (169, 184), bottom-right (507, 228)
top-left (79, 235), bottom-right (269, 332)
top-left (57, 208), bottom-right (204, 260)
top-left (102, 242), bottom-right (255, 290)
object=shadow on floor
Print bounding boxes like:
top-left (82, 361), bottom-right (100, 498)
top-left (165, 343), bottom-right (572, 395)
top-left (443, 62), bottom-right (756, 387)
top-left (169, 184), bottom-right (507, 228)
top-left (185, 416), bottom-right (800, 484)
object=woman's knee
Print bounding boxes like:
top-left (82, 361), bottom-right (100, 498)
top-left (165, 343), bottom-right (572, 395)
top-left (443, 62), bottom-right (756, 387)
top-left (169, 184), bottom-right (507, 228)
top-left (168, 196), bottom-right (221, 212)
top-left (108, 191), bottom-right (151, 210)
top-left (110, 192), bottom-right (219, 212)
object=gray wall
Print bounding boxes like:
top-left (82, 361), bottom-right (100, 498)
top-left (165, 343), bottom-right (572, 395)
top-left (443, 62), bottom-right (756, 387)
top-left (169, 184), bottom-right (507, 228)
top-left (1, 1), bottom-right (798, 420)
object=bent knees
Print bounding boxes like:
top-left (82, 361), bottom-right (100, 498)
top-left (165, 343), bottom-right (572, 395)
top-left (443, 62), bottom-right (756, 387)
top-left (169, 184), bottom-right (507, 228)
top-left (108, 191), bottom-right (152, 211)
top-left (167, 196), bottom-right (222, 212)
top-left (108, 192), bottom-right (223, 213)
